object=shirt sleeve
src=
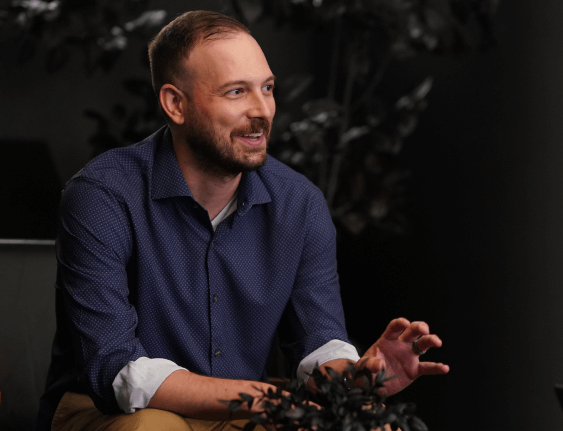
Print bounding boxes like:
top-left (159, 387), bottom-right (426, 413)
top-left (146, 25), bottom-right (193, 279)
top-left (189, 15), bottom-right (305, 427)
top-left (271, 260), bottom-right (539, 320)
top-left (57, 176), bottom-right (146, 414)
top-left (296, 339), bottom-right (360, 386)
top-left (112, 357), bottom-right (188, 413)
top-left (278, 188), bottom-right (353, 368)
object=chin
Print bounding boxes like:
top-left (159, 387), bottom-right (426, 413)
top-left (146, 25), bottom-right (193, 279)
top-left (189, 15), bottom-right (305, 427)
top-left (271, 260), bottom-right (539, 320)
top-left (241, 154), bottom-right (268, 172)
top-left (237, 146), bottom-right (267, 167)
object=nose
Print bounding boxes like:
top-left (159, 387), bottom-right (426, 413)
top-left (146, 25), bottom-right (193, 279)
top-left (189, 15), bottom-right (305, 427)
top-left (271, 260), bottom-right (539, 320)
top-left (247, 90), bottom-right (274, 120)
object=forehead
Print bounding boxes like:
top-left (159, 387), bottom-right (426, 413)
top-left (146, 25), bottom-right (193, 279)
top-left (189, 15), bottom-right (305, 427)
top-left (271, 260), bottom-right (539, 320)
top-left (183, 32), bottom-right (273, 88)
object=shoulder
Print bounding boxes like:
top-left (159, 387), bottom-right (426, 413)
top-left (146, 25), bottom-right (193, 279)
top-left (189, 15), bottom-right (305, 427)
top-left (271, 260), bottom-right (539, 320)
top-left (258, 156), bottom-right (323, 199)
top-left (257, 157), bottom-right (336, 250)
top-left (256, 156), bottom-right (333, 230)
top-left (64, 128), bottom-right (165, 197)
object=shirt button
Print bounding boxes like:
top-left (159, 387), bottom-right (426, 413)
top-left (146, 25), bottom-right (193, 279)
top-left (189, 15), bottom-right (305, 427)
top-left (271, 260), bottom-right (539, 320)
top-left (212, 294), bottom-right (218, 303)
top-left (210, 241), bottom-right (214, 247)
top-left (214, 349), bottom-right (222, 357)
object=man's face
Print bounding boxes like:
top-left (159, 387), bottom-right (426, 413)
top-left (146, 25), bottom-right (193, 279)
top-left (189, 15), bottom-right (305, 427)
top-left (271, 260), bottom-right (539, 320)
top-left (179, 32), bottom-right (276, 176)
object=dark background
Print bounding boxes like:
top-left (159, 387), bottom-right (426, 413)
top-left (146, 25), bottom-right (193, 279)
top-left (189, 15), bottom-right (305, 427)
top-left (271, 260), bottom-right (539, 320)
top-left (1, 0), bottom-right (563, 430)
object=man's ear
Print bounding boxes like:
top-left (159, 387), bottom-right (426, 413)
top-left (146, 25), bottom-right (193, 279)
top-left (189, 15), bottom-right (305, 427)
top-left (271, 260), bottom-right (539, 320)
top-left (159, 84), bottom-right (186, 125)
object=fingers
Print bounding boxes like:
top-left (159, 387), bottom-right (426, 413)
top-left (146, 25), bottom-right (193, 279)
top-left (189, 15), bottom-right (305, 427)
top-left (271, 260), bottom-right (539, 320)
top-left (418, 362), bottom-right (450, 375)
top-left (382, 317), bottom-right (411, 340)
top-left (413, 334), bottom-right (442, 352)
top-left (398, 321), bottom-right (430, 342)
top-left (382, 319), bottom-right (433, 343)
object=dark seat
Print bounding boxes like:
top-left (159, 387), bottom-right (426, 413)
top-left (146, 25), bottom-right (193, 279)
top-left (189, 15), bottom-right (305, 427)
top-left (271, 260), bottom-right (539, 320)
top-left (0, 241), bottom-right (57, 431)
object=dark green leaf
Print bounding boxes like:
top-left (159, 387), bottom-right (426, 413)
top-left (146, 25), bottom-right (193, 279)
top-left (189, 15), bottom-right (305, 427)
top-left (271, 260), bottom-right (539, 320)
top-left (280, 73), bottom-right (314, 103)
top-left (375, 368), bottom-right (386, 385)
top-left (409, 416), bottom-right (428, 431)
top-left (285, 407), bottom-right (305, 419)
top-left (228, 399), bottom-right (243, 414)
top-left (239, 392), bottom-right (255, 409)
top-left (325, 367), bottom-right (339, 379)
top-left (340, 126), bottom-right (370, 146)
top-left (302, 98), bottom-right (341, 118)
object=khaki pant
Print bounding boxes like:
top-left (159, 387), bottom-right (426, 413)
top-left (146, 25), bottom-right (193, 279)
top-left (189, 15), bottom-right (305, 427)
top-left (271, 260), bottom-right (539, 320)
top-left (51, 392), bottom-right (265, 431)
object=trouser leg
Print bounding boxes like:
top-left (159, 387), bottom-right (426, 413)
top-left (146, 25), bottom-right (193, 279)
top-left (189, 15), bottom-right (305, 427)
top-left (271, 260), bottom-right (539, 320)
top-left (51, 392), bottom-right (265, 431)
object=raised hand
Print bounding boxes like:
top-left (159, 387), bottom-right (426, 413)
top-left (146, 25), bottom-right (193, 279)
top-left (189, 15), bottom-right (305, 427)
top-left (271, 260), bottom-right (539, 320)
top-left (357, 317), bottom-right (449, 395)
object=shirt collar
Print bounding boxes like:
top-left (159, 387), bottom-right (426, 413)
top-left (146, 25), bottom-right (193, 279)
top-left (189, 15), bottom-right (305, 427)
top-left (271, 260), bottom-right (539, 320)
top-left (151, 127), bottom-right (193, 200)
top-left (237, 168), bottom-right (272, 215)
top-left (151, 126), bottom-right (272, 209)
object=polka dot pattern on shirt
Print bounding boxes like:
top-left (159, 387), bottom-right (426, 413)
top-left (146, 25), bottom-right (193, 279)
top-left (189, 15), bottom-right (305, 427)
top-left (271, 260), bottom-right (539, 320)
top-left (52, 126), bottom-right (351, 414)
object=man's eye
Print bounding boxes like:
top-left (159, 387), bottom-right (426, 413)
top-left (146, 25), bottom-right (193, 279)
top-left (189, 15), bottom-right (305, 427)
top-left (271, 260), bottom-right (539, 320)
top-left (228, 89), bottom-right (243, 95)
top-left (263, 84), bottom-right (275, 92)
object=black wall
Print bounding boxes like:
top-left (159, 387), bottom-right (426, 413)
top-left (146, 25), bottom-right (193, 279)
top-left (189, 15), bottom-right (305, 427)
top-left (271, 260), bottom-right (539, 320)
top-left (337, 2), bottom-right (563, 430)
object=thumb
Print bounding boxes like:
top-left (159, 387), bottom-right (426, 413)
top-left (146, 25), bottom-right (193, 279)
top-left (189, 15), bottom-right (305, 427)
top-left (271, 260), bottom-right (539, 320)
top-left (358, 356), bottom-right (385, 373)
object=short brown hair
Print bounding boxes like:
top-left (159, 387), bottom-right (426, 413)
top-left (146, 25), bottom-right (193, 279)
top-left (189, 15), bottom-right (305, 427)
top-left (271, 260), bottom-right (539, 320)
top-left (148, 10), bottom-right (250, 96)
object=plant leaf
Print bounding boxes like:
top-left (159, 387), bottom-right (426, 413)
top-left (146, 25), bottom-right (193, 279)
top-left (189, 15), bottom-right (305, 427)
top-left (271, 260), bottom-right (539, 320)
top-left (281, 73), bottom-right (314, 103)
top-left (285, 407), bottom-right (305, 419)
top-left (409, 416), bottom-right (428, 431)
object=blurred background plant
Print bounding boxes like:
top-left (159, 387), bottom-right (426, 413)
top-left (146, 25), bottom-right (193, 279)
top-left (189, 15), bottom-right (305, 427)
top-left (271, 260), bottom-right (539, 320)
top-left (236, 0), bottom-right (499, 235)
top-left (0, 0), bottom-right (499, 235)
top-left (0, 0), bottom-right (168, 154)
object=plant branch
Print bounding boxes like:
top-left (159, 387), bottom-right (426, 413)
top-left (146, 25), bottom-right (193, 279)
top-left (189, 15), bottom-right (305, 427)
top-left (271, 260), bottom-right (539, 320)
top-left (327, 14), bottom-right (342, 101)
top-left (318, 16), bottom-right (344, 195)
top-left (325, 53), bottom-right (358, 210)
top-left (351, 48), bottom-right (393, 114)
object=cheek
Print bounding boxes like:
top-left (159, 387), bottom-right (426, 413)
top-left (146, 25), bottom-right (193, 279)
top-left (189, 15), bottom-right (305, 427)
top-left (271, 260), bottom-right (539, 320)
top-left (215, 107), bottom-right (247, 131)
top-left (198, 105), bottom-right (237, 131)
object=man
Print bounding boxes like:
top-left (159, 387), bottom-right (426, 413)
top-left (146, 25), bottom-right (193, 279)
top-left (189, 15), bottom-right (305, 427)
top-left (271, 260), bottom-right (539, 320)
top-left (37, 10), bottom-right (449, 431)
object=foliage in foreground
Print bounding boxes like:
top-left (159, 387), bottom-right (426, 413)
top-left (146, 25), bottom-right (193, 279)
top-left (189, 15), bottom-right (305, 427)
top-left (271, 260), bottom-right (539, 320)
top-left (227, 364), bottom-right (427, 431)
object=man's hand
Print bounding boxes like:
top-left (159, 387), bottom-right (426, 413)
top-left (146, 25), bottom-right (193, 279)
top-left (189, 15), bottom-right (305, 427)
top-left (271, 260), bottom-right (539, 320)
top-left (357, 317), bottom-right (449, 395)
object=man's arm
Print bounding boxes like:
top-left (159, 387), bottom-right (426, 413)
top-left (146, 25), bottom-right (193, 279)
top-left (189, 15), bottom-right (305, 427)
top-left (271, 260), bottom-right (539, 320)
top-left (148, 370), bottom-right (275, 420)
top-left (58, 177), bottom-right (143, 413)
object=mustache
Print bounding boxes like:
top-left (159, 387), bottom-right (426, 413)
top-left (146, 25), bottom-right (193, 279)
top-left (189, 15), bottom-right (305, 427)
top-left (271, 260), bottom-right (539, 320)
top-left (230, 118), bottom-right (272, 138)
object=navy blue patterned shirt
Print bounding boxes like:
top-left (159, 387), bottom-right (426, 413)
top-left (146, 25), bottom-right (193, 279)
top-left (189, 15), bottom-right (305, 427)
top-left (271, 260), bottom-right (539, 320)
top-left (38, 126), bottom-right (350, 426)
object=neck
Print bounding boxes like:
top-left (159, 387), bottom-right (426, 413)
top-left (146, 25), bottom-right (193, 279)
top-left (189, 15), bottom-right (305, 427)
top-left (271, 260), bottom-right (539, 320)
top-left (171, 131), bottom-right (241, 221)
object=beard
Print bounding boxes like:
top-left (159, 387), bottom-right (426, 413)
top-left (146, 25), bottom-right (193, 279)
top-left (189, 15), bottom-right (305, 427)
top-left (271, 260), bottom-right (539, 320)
top-left (183, 108), bottom-right (271, 177)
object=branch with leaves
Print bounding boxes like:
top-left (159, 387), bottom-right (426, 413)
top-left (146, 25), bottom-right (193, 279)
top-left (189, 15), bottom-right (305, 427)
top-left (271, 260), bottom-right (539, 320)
top-left (234, 0), bottom-right (499, 235)
top-left (0, 0), bottom-right (166, 73)
top-left (2, 0), bottom-right (500, 235)
top-left (227, 364), bottom-right (428, 431)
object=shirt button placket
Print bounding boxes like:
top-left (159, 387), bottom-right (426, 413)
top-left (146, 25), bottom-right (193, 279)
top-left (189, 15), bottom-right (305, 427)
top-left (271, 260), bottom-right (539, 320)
top-left (207, 233), bottom-right (222, 374)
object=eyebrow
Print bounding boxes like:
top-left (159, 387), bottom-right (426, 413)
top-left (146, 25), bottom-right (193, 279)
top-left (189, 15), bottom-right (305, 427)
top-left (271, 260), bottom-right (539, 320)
top-left (217, 75), bottom-right (276, 92)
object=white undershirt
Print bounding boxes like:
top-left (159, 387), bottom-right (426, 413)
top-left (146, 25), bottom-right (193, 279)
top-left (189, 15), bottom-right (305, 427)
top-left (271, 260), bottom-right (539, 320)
top-left (210, 191), bottom-right (238, 231)
top-left (112, 195), bottom-right (360, 413)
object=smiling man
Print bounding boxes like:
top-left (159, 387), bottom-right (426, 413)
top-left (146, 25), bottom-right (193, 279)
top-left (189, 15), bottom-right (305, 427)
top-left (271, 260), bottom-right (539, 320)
top-left (37, 10), bottom-right (448, 431)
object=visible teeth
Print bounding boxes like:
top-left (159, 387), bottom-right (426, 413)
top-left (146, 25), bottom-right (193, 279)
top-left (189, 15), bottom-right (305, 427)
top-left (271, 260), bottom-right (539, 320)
top-left (242, 133), bottom-right (263, 137)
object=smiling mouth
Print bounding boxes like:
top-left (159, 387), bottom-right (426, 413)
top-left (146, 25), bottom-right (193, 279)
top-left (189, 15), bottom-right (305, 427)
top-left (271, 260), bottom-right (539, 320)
top-left (235, 131), bottom-right (265, 147)
top-left (241, 132), bottom-right (263, 141)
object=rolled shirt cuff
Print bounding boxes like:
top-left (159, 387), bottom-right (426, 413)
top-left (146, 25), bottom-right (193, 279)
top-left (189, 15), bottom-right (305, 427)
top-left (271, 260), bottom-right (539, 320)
top-left (296, 339), bottom-right (361, 386)
top-left (112, 357), bottom-right (188, 413)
